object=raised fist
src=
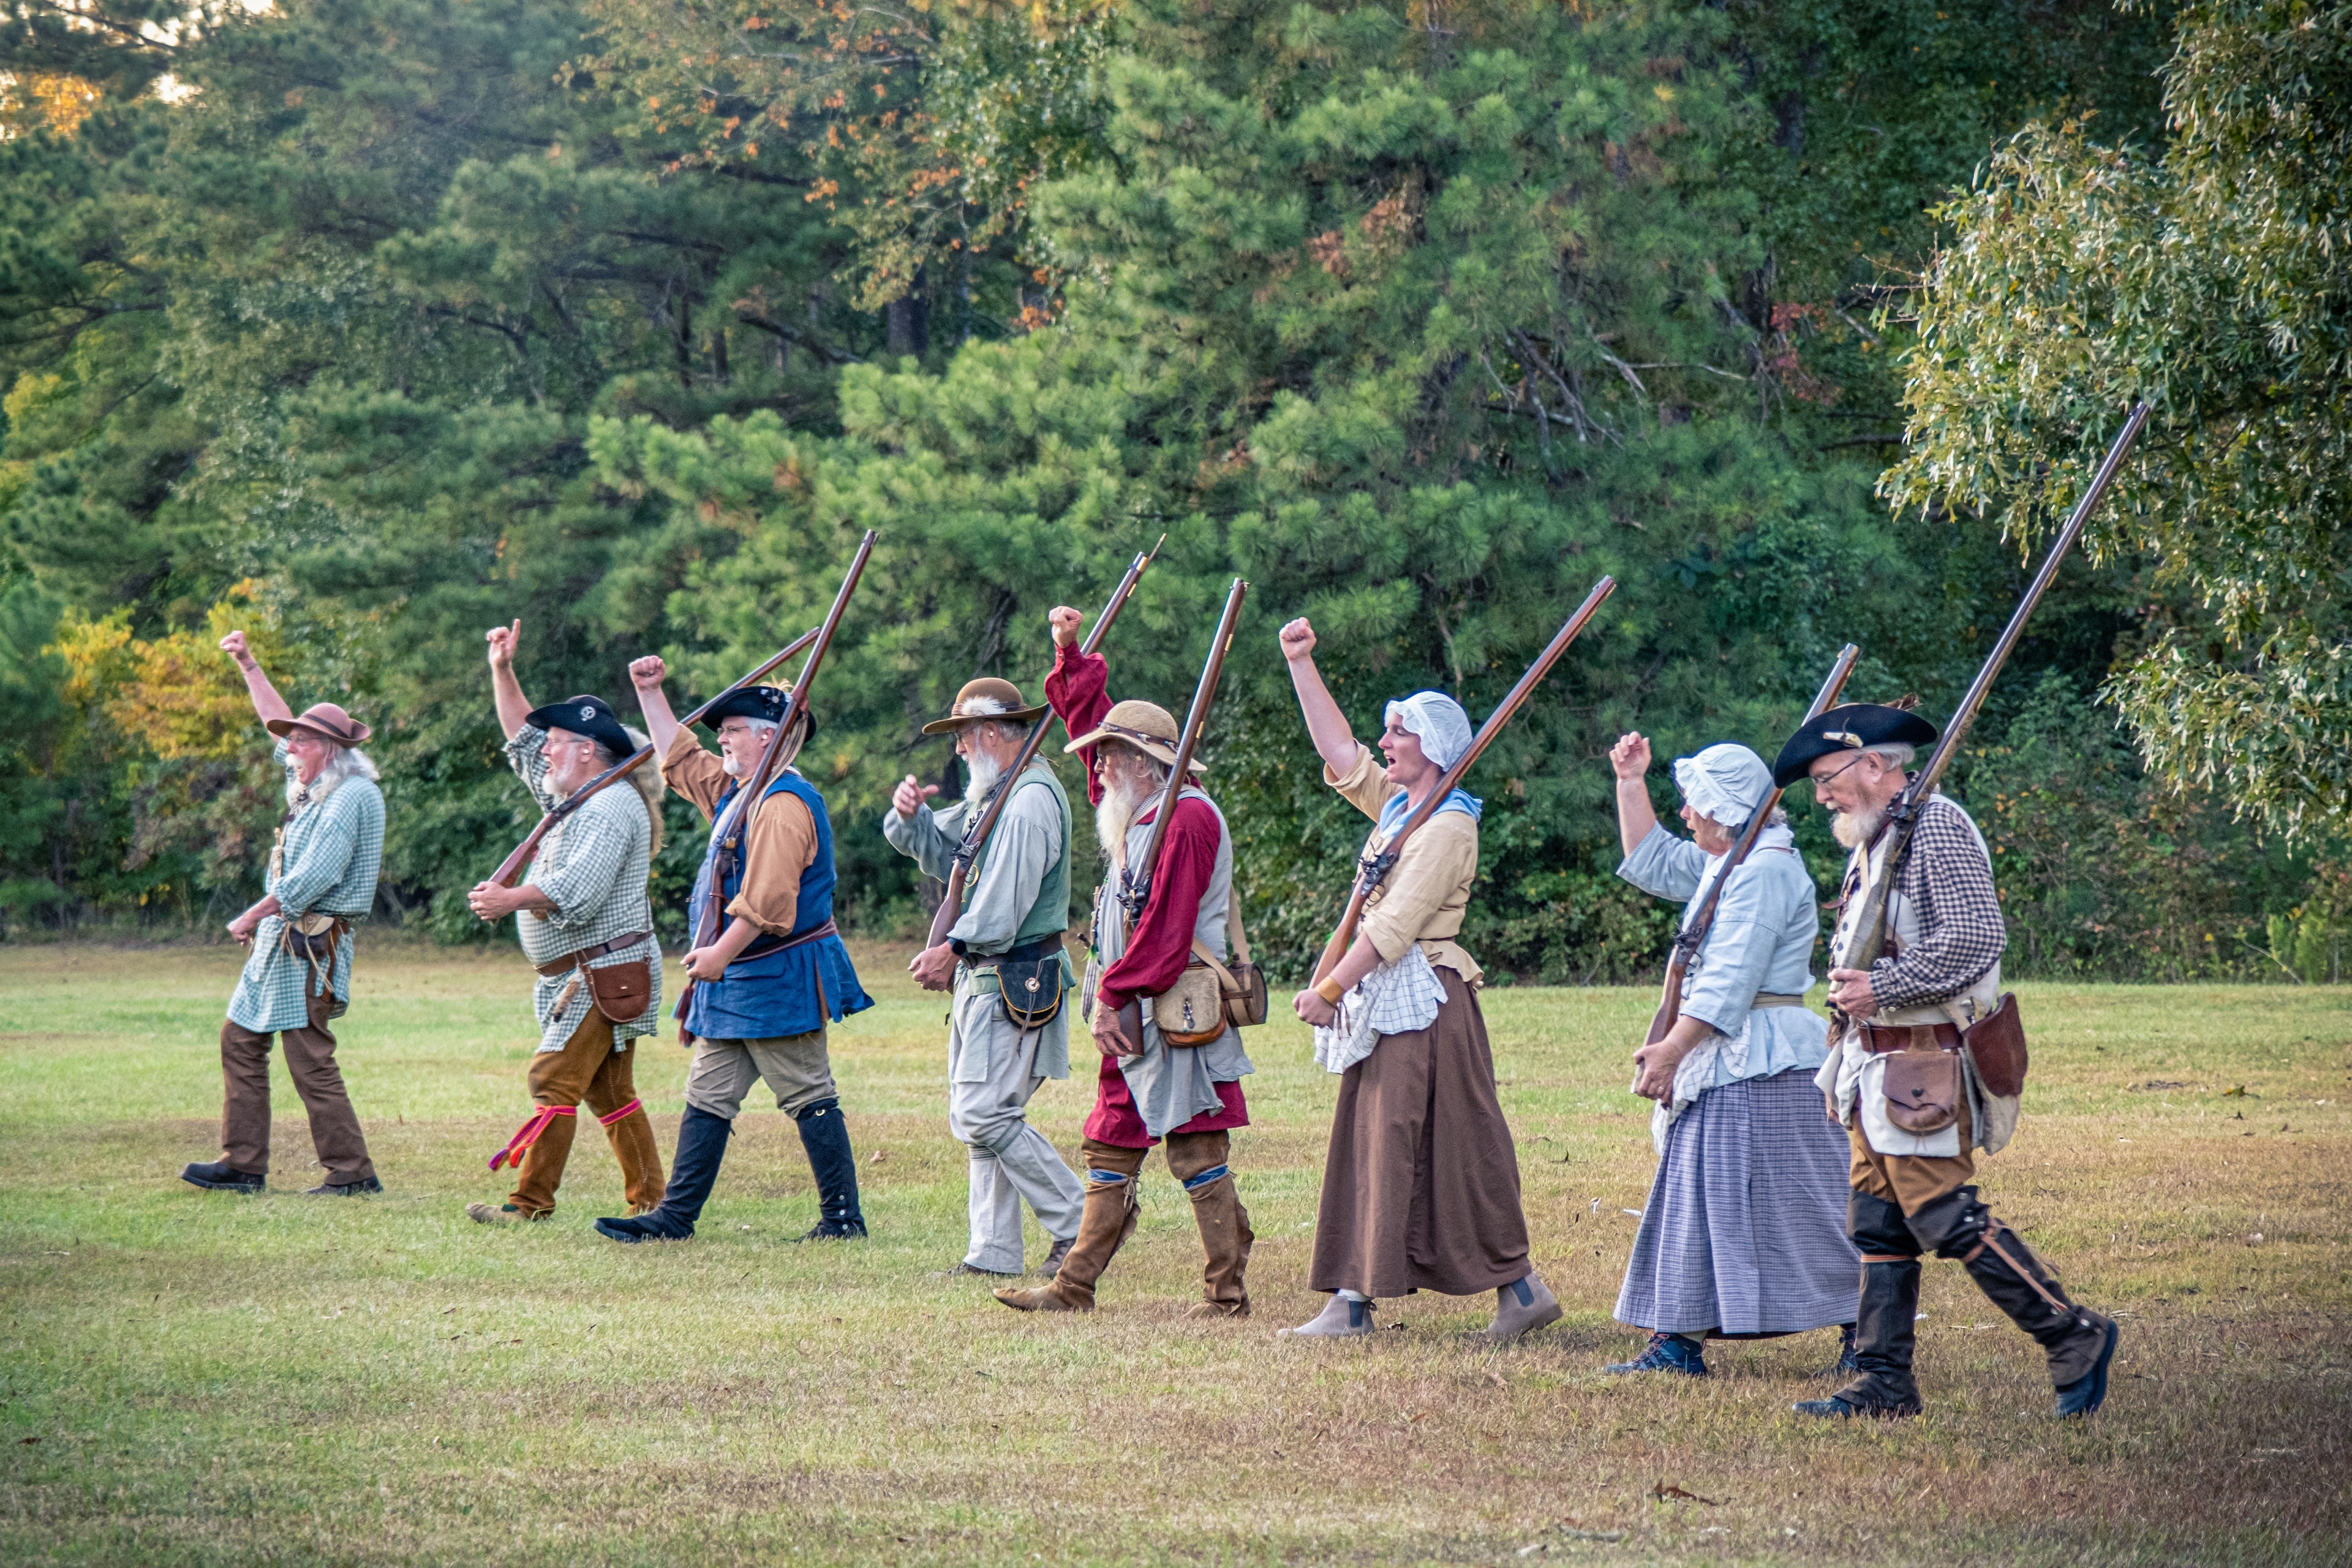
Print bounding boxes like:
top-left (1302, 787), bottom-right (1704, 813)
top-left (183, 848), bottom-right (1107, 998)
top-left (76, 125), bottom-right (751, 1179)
top-left (628, 655), bottom-right (666, 691)
top-left (891, 773), bottom-right (941, 819)
top-left (485, 620), bottom-right (521, 670)
top-left (1049, 605), bottom-right (1084, 648)
top-left (218, 630), bottom-right (254, 666)
top-left (1278, 617), bottom-right (1317, 663)
top-left (1609, 731), bottom-right (1651, 781)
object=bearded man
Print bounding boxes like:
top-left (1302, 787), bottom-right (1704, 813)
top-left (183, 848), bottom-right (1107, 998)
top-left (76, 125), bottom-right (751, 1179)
top-left (989, 606), bottom-right (1255, 1316)
top-left (882, 678), bottom-right (1085, 1279)
top-left (1275, 617), bottom-right (1559, 1341)
top-left (1780, 704), bottom-right (2118, 1419)
top-left (594, 658), bottom-right (875, 1245)
top-left (180, 630), bottom-right (385, 1197)
top-left (461, 621), bottom-right (667, 1224)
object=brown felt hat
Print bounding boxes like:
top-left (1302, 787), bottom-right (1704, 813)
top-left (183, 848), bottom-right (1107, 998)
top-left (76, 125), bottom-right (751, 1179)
top-left (265, 701), bottom-right (372, 745)
top-left (920, 677), bottom-right (1049, 735)
top-left (1063, 698), bottom-right (1207, 774)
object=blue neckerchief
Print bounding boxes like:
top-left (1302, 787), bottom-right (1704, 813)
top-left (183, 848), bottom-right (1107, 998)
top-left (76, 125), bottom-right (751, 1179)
top-left (1378, 784), bottom-right (1483, 839)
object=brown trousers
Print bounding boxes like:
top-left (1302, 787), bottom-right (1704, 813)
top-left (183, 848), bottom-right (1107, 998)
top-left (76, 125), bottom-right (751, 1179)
top-left (507, 1009), bottom-right (666, 1218)
top-left (1849, 1092), bottom-right (1977, 1218)
top-left (220, 989), bottom-right (375, 1184)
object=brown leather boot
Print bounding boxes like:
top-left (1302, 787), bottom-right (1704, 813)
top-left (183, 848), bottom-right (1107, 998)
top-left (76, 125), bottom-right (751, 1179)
top-left (995, 1143), bottom-right (1143, 1313)
top-left (1167, 1130), bottom-right (1251, 1319)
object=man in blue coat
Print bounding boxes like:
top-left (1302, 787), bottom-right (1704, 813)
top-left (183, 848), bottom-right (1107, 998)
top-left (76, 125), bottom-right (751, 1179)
top-left (594, 656), bottom-right (875, 1244)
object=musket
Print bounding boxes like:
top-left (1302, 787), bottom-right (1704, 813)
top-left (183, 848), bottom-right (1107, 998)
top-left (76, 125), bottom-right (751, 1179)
top-left (922, 538), bottom-right (1163, 950)
top-left (1310, 574), bottom-right (1618, 988)
top-left (1106, 576), bottom-right (1247, 1049)
top-left (488, 624), bottom-right (823, 888)
top-left (1642, 643), bottom-right (1860, 1047)
top-left (1836, 401), bottom-right (2151, 989)
top-left (676, 529), bottom-right (879, 1033)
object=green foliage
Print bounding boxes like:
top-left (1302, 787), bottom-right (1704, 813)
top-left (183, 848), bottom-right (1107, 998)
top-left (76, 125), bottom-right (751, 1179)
top-left (1887, 0), bottom-right (2352, 837)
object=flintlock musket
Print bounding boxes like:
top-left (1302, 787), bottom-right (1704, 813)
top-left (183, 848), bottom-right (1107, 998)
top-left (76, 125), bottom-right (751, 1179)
top-left (1308, 574), bottom-right (1618, 989)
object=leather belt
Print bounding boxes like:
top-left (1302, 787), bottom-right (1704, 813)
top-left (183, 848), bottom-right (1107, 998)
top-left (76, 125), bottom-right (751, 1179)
top-left (535, 930), bottom-right (652, 978)
top-left (1858, 1020), bottom-right (1961, 1055)
top-left (964, 933), bottom-right (1065, 968)
top-left (1751, 992), bottom-right (1806, 1009)
top-left (739, 918), bottom-right (840, 962)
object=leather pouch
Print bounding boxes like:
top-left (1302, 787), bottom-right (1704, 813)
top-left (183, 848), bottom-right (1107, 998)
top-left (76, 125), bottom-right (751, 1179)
top-left (1882, 1047), bottom-right (1961, 1134)
top-left (995, 951), bottom-right (1066, 1030)
top-left (586, 960), bottom-right (653, 1024)
top-left (1961, 992), bottom-right (2029, 1098)
top-left (1153, 961), bottom-right (1230, 1047)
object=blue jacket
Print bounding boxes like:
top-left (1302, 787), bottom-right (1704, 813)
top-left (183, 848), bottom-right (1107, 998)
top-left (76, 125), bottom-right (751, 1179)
top-left (684, 771), bottom-right (873, 1041)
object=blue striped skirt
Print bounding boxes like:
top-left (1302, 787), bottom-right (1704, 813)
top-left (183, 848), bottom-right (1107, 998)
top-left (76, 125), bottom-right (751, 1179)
top-left (1613, 1066), bottom-right (1858, 1336)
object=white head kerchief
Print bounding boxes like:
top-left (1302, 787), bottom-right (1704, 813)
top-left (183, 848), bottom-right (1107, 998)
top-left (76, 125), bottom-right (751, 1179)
top-left (1673, 742), bottom-right (1773, 829)
top-left (1383, 691), bottom-right (1474, 770)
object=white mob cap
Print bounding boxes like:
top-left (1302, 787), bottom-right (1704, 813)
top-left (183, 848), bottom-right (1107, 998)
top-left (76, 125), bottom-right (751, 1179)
top-left (1384, 690), bottom-right (1474, 771)
top-left (1673, 742), bottom-right (1773, 829)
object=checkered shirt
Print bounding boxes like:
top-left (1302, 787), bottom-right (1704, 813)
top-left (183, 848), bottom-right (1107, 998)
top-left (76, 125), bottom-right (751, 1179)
top-left (225, 739), bottom-right (385, 1033)
top-left (1847, 794), bottom-right (2007, 1014)
top-left (505, 727), bottom-right (662, 1052)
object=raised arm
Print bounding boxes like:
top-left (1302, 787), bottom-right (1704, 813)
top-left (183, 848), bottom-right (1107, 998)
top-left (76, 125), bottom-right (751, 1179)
top-left (219, 630), bottom-right (293, 729)
top-left (485, 621), bottom-right (532, 740)
top-left (628, 655), bottom-right (682, 756)
top-left (1610, 731), bottom-right (1660, 861)
top-left (1278, 617), bottom-right (1359, 777)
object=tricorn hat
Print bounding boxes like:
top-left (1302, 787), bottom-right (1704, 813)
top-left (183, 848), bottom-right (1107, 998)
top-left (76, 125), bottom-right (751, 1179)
top-left (1771, 703), bottom-right (1939, 788)
top-left (920, 677), bottom-right (1048, 736)
top-left (526, 694), bottom-right (636, 758)
top-left (698, 684), bottom-right (817, 744)
top-left (1063, 698), bottom-right (1208, 775)
top-left (266, 702), bottom-right (371, 745)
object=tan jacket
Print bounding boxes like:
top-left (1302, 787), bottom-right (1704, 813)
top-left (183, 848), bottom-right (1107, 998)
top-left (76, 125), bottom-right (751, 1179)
top-left (1326, 743), bottom-right (1482, 986)
top-left (660, 729), bottom-right (818, 937)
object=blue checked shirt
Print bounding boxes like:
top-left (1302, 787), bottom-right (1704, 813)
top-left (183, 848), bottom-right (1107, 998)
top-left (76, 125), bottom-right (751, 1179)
top-left (505, 727), bottom-right (662, 1053)
top-left (226, 740), bottom-right (385, 1033)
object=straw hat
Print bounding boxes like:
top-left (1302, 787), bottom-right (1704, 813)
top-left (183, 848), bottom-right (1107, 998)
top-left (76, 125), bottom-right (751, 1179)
top-left (1063, 698), bottom-right (1207, 775)
top-left (265, 702), bottom-right (371, 745)
top-left (919, 677), bottom-right (1049, 736)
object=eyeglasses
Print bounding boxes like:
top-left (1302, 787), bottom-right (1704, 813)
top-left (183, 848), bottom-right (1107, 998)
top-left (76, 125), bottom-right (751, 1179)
top-left (1807, 753), bottom-right (1874, 797)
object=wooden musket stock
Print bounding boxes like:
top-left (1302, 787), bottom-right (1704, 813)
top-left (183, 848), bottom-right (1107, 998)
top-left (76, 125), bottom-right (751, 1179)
top-left (1642, 642), bottom-right (1859, 1047)
top-left (489, 623), bottom-right (822, 889)
top-left (1309, 574), bottom-right (1618, 989)
top-left (922, 539), bottom-right (1163, 951)
top-left (1837, 401), bottom-right (2151, 993)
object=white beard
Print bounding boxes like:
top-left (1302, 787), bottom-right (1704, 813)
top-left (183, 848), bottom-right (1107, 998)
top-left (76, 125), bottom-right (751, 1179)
top-left (1095, 775), bottom-right (1146, 875)
top-left (963, 749), bottom-right (1007, 823)
top-left (1831, 802), bottom-right (1886, 851)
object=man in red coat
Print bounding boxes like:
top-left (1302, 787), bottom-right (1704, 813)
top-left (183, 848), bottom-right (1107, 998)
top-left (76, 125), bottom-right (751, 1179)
top-left (992, 605), bottom-right (1256, 1317)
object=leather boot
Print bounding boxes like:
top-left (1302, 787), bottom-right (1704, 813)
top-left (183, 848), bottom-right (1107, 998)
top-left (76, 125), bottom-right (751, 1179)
top-left (1794, 1260), bottom-right (1922, 1418)
top-left (595, 1106), bottom-right (729, 1243)
top-left (1961, 1219), bottom-right (2119, 1414)
top-left (1167, 1131), bottom-right (1251, 1319)
top-left (1484, 1273), bottom-right (1562, 1340)
top-left (1279, 1295), bottom-right (1374, 1338)
top-left (994, 1145), bottom-right (1142, 1312)
top-left (791, 1098), bottom-right (867, 1240)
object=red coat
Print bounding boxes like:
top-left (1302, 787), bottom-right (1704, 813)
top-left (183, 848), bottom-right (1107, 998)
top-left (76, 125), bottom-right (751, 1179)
top-left (1047, 642), bottom-right (1250, 1148)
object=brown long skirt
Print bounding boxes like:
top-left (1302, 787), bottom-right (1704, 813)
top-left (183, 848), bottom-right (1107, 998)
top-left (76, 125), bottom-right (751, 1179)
top-left (1309, 968), bottom-right (1531, 1298)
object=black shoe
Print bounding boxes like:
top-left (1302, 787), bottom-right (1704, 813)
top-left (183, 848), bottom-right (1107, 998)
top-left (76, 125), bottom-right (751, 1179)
top-left (1605, 1332), bottom-right (1708, 1376)
top-left (794, 1218), bottom-right (869, 1242)
top-left (2055, 1317), bottom-right (2120, 1417)
top-left (1038, 1234), bottom-right (1076, 1277)
top-left (793, 1098), bottom-right (867, 1238)
top-left (1814, 1322), bottom-right (1860, 1378)
top-left (305, 1175), bottom-right (382, 1196)
top-left (1792, 1383), bottom-right (1922, 1420)
top-left (181, 1160), bottom-right (265, 1193)
top-left (597, 1105), bottom-right (731, 1245)
top-left (938, 1261), bottom-right (1020, 1278)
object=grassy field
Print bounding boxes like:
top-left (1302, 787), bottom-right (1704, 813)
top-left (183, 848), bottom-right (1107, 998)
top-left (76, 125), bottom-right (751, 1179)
top-left (1, 940), bottom-right (2346, 1566)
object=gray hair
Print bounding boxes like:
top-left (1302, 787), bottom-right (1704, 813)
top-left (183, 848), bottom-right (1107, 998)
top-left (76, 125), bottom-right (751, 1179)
top-left (292, 744), bottom-right (378, 807)
top-left (1101, 739), bottom-right (1171, 785)
top-left (1863, 742), bottom-right (1917, 771)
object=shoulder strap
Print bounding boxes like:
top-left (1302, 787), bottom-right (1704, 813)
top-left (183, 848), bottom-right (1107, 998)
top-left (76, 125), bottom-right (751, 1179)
top-left (1189, 937), bottom-right (1242, 993)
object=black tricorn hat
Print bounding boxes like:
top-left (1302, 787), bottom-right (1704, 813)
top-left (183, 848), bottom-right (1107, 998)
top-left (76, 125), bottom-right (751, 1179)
top-left (527, 694), bottom-right (636, 759)
top-left (1772, 702), bottom-right (1939, 788)
top-left (698, 684), bottom-right (818, 744)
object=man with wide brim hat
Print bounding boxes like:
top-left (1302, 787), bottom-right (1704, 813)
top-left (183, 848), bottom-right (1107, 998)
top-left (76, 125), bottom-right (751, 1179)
top-left (594, 659), bottom-right (874, 1246)
top-left (1782, 702), bottom-right (2118, 1422)
top-left (461, 622), bottom-right (670, 1227)
top-left (988, 607), bottom-right (1258, 1317)
top-left (883, 674), bottom-right (1086, 1278)
top-left (180, 632), bottom-right (386, 1199)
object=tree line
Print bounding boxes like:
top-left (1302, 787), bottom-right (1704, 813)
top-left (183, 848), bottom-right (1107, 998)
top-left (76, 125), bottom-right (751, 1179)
top-left (1, 0), bottom-right (2344, 983)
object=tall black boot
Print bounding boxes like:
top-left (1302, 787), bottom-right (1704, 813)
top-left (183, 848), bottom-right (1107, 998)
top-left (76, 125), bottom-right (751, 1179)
top-left (1905, 1184), bottom-right (2117, 1414)
top-left (1795, 1260), bottom-right (1922, 1417)
top-left (595, 1106), bottom-right (730, 1243)
top-left (791, 1098), bottom-right (866, 1240)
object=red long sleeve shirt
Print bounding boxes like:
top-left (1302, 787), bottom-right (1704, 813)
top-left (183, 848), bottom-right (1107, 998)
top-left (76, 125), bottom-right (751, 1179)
top-left (1043, 643), bottom-right (1221, 1011)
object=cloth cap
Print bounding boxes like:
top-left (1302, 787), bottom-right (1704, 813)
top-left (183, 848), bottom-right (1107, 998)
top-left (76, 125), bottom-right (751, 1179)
top-left (526, 694), bottom-right (636, 758)
top-left (921, 676), bottom-right (1048, 735)
top-left (1383, 690), bottom-right (1474, 771)
top-left (265, 701), bottom-right (371, 745)
top-left (1771, 703), bottom-right (1939, 787)
top-left (701, 684), bottom-right (818, 744)
top-left (1672, 742), bottom-right (1774, 829)
top-left (1063, 698), bottom-right (1208, 774)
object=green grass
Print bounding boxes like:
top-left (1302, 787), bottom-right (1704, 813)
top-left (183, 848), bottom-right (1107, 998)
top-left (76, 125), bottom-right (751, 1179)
top-left (2, 940), bottom-right (2348, 1565)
